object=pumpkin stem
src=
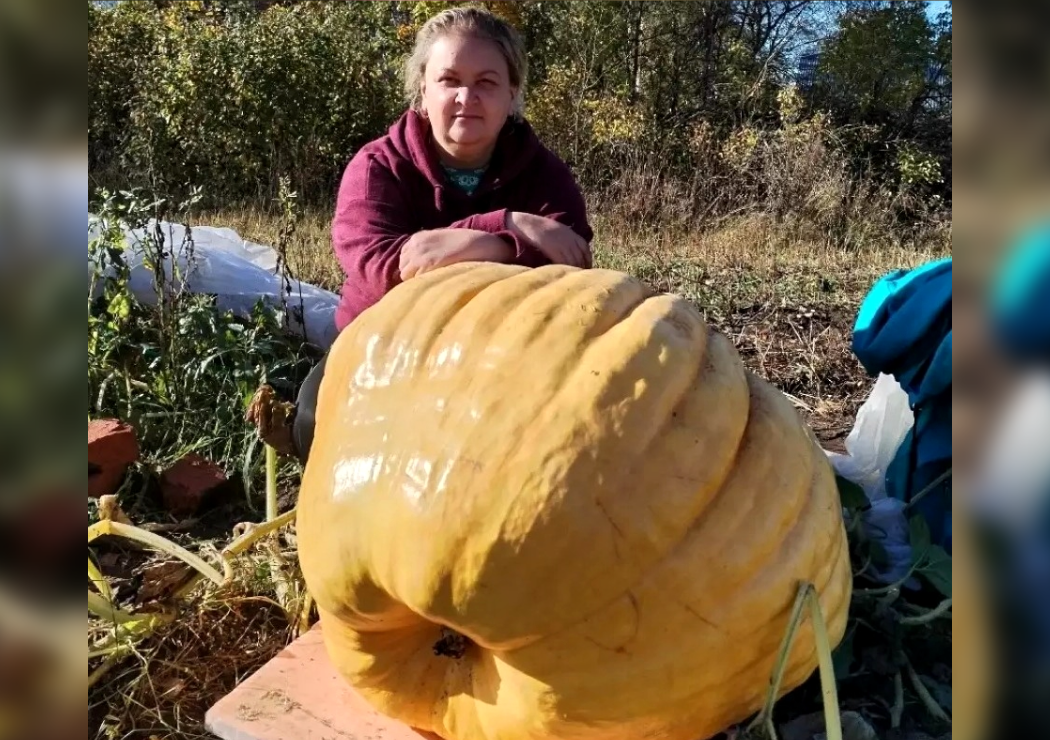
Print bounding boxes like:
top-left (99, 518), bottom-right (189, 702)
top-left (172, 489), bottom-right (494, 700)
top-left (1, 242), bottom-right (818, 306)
top-left (746, 582), bottom-right (809, 739)
top-left (744, 581), bottom-right (843, 740)
top-left (433, 626), bottom-right (471, 659)
top-left (806, 582), bottom-right (843, 740)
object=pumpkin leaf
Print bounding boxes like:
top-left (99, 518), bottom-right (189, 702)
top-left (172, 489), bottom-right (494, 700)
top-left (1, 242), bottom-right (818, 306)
top-left (908, 514), bottom-right (932, 556)
top-left (918, 546), bottom-right (952, 597)
top-left (835, 475), bottom-right (868, 512)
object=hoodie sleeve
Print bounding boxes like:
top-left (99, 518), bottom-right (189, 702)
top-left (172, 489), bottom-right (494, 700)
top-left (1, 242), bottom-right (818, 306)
top-left (446, 153), bottom-right (594, 268)
top-left (445, 209), bottom-right (547, 267)
top-left (331, 153), bottom-right (414, 306)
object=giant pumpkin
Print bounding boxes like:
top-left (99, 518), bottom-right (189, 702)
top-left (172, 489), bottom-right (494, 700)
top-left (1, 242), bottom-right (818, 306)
top-left (297, 262), bottom-right (852, 740)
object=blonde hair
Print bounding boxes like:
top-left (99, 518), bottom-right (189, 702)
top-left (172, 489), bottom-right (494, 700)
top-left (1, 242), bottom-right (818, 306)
top-left (404, 5), bottom-right (528, 119)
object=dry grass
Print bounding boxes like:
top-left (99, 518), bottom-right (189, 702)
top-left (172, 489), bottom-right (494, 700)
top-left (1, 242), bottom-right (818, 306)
top-left (89, 518), bottom-right (309, 740)
top-left (195, 206), bottom-right (345, 292)
top-left (90, 596), bottom-right (293, 740)
top-left (194, 206), bottom-right (947, 299)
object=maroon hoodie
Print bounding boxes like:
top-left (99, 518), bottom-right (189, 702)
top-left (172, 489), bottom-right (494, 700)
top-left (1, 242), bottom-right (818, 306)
top-left (330, 109), bottom-right (594, 331)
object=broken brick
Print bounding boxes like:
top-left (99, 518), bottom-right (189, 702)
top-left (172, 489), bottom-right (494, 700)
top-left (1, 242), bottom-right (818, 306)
top-left (205, 624), bottom-right (440, 740)
top-left (160, 454), bottom-right (227, 517)
top-left (88, 419), bottom-right (139, 499)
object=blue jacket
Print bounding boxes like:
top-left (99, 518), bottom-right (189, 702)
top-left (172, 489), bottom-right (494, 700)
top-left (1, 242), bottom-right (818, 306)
top-left (986, 222), bottom-right (1050, 667)
top-left (991, 221), bottom-right (1050, 545)
top-left (991, 220), bottom-right (1050, 363)
top-left (852, 257), bottom-right (952, 549)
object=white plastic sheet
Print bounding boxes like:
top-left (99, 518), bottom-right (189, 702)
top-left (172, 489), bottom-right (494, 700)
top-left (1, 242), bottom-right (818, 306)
top-left (826, 373), bottom-right (916, 584)
top-left (88, 214), bottom-right (340, 348)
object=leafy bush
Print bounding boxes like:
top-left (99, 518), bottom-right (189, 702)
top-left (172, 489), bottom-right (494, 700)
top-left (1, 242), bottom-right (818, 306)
top-left (88, 188), bottom-right (318, 478)
top-left (89, 1), bottom-right (950, 250)
top-left (90, 1), bottom-right (405, 204)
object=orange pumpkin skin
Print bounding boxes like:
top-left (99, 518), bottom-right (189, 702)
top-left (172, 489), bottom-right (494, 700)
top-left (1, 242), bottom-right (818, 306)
top-left (297, 263), bottom-right (852, 740)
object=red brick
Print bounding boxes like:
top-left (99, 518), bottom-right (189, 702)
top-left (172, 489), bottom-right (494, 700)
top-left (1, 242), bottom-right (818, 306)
top-left (88, 419), bottom-right (138, 499)
top-left (205, 624), bottom-right (440, 740)
top-left (160, 453), bottom-right (227, 516)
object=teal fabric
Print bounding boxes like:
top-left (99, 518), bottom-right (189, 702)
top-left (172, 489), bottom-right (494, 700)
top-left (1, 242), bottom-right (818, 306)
top-left (991, 220), bottom-right (1050, 363)
top-left (983, 224), bottom-right (1050, 682)
top-left (441, 164), bottom-right (487, 195)
top-left (991, 220), bottom-right (1050, 607)
top-left (989, 220), bottom-right (1050, 544)
top-left (852, 256), bottom-right (953, 549)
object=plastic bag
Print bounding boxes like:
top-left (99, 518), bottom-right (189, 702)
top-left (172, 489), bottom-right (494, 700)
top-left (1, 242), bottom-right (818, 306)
top-left (825, 373), bottom-right (915, 584)
top-left (825, 372), bottom-right (914, 502)
top-left (88, 214), bottom-right (341, 348)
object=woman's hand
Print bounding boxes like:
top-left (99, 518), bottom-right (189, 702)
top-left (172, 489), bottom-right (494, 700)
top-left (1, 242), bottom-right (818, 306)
top-left (506, 212), bottom-right (592, 268)
top-left (399, 229), bottom-right (513, 281)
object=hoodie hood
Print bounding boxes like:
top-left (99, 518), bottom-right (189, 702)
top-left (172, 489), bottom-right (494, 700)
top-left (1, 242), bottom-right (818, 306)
top-left (386, 109), bottom-right (543, 194)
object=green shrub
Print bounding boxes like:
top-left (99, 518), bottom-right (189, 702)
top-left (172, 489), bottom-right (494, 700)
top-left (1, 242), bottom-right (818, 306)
top-left (88, 187), bottom-right (318, 485)
top-left (90, 1), bottom-right (405, 204)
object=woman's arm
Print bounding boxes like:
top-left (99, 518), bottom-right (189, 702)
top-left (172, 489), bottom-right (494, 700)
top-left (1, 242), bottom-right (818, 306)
top-left (330, 155), bottom-right (410, 305)
top-left (398, 227), bottom-right (511, 280)
top-left (332, 155), bottom-right (508, 302)
top-left (444, 153), bottom-right (595, 268)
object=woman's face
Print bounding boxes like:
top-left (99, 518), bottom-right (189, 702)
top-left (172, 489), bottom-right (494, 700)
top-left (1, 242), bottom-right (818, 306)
top-left (421, 33), bottom-right (517, 168)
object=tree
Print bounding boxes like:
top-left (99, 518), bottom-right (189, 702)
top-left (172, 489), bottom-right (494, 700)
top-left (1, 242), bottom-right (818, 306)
top-left (810, 1), bottom-right (940, 130)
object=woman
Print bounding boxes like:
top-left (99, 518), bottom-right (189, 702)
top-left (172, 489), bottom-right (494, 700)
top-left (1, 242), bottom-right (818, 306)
top-left (249, 6), bottom-right (594, 463)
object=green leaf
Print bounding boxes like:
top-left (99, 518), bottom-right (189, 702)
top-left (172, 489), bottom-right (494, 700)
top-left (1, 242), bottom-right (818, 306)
top-left (107, 291), bottom-right (131, 320)
top-left (919, 545), bottom-right (952, 597)
top-left (835, 474), bottom-right (869, 512)
top-left (867, 538), bottom-right (890, 570)
top-left (908, 514), bottom-right (932, 556)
